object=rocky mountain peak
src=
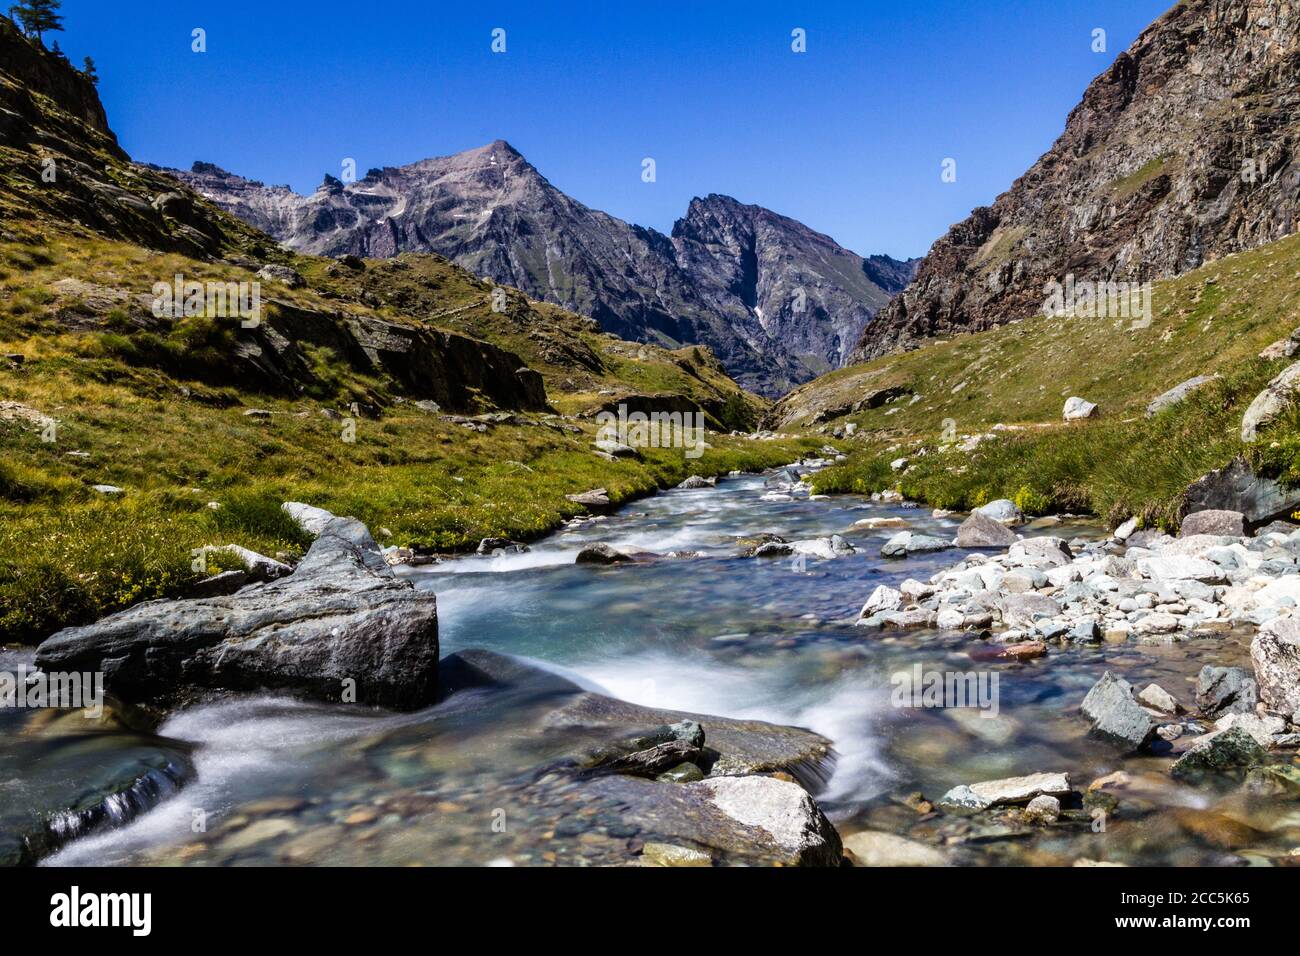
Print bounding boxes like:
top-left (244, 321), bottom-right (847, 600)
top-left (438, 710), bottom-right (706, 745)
top-left (166, 144), bottom-right (912, 395)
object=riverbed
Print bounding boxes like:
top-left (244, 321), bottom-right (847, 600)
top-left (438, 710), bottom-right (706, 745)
top-left (12, 468), bottom-right (1296, 866)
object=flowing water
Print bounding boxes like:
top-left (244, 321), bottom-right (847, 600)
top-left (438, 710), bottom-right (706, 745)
top-left (7, 469), bottom-right (1299, 866)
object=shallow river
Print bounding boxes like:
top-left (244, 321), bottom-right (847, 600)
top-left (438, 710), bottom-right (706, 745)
top-left (9, 468), bottom-right (1296, 866)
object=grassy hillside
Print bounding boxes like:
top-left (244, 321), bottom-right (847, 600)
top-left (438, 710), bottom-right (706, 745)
top-left (773, 232), bottom-right (1300, 527)
top-left (0, 228), bottom-right (819, 645)
top-left (0, 18), bottom-right (808, 646)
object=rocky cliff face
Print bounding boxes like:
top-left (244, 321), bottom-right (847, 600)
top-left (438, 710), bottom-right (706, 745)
top-left (169, 147), bottom-right (914, 395)
top-left (671, 195), bottom-right (914, 376)
top-left (852, 0), bottom-right (1300, 362)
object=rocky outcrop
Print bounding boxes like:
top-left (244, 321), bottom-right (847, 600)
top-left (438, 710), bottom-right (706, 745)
top-left (35, 518), bottom-right (440, 709)
top-left (1251, 616), bottom-right (1300, 714)
top-left (851, 0), bottom-right (1300, 361)
top-left (1181, 457), bottom-right (1300, 527)
top-left (0, 18), bottom-right (271, 259)
top-left (216, 298), bottom-right (548, 411)
top-left (1241, 360), bottom-right (1300, 441)
top-left (1147, 375), bottom-right (1217, 417)
top-left (168, 150), bottom-right (914, 395)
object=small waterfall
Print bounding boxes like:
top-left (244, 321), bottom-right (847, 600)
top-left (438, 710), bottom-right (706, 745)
top-left (33, 758), bottom-right (190, 863)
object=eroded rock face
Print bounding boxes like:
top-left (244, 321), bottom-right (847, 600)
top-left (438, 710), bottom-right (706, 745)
top-left (35, 518), bottom-right (439, 709)
top-left (851, 0), bottom-right (1300, 361)
top-left (237, 298), bottom-right (547, 412)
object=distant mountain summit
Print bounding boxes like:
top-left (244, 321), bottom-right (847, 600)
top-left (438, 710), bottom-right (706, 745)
top-left (851, 0), bottom-right (1300, 362)
top-left (170, 144), bottom-right (914, 394)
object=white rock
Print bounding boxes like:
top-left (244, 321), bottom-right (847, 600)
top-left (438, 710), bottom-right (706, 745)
top-left (282, 501), bottom-right (338, 537)
top-left (861, 584), bottom-right (903, 617)
top-left (1137, 683), bottom-right (1181, 714)
top-left (941, 772), bottom-right (1072, 810)
top-left (936, 608), bottom-right (965, 629)
top-left (696, 776), bottom-right (840, 866)
top-left (791, 535), bottom-right (854, 559)
top-left (1063, 397), bottom-right (1098, 421)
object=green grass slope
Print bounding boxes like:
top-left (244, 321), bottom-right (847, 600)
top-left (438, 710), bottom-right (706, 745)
top-left (772, 232), bottom-right (1300, 528)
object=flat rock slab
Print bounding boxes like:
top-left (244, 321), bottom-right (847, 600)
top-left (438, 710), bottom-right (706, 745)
top-left (941, 772), bottom-right (1072, 810)
top-left (546, 686), bottom-right (836, 790)
top-left (843, 830), bottom-right (948, 866)
top-left (36, 518), bottom-right (439, 710)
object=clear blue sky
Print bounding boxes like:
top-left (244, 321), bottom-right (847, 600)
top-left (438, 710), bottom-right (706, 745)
top-left (52, 0), bottom-right (1172, 259)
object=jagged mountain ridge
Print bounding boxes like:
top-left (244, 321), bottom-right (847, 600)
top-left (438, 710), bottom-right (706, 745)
top-left (168, 146), bottom-right (915, 395)
top-left (851, 0), bottom-right (1300, 362)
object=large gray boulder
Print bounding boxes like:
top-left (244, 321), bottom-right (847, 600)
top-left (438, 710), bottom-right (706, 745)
top-left (1242, 361), bottom-right (1300, 441)
top-left (1178, 509), bottom-right (1245, 537)
top-left (694, 776), bottom-right (842, 867)
top-left (35, 518), bottom-right (439, 709)
top-left (1080, 672), bottom-right (1156, 753)
top-left (1195, 665), bottom-right (1258, 718)
top-left (975, 499), bottom-right (1024, 524)
top-left (955, 511), bottom-right (1017, 548)
top-left (1182, 457), bottom-right (1300, 527)
top-left (1146, 375), bottom-right (1216, 418)
top-left (1251, 616), bottom-right (1300, 715)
